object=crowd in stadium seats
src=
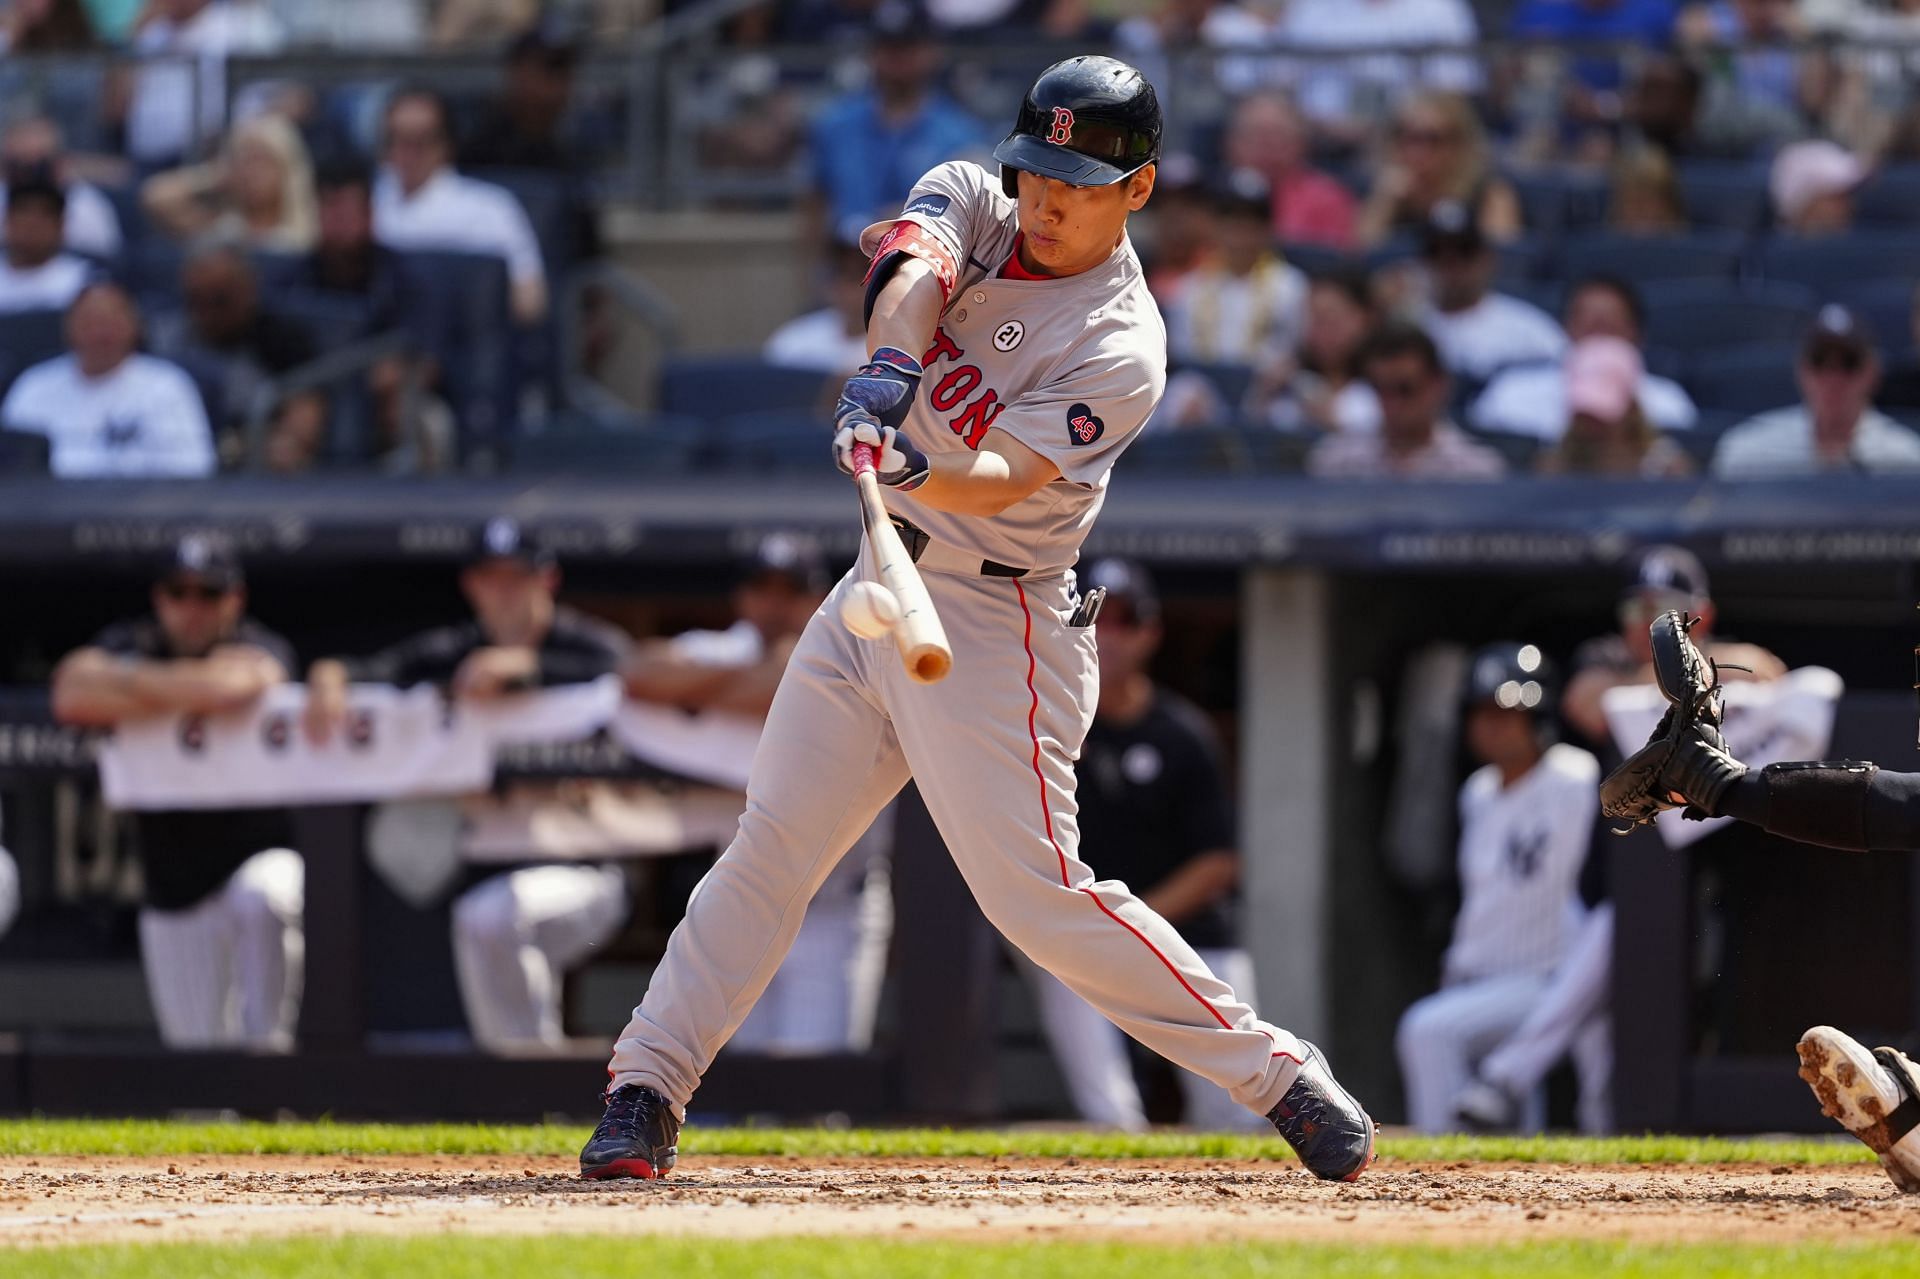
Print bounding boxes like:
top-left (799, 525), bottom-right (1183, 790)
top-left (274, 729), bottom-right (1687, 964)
top-left (2, 0), bottom-right (1920, 475)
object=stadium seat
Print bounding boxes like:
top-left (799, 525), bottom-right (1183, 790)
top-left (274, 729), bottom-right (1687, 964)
top-left (1679, 408), bottom-right (1748, 466)
top-left (1172, 361), bottom-right (1255, 418)
top-left (660, 358), bottom-right (832, 424)
top-left (1508, 170), bottom-right (1609, 236)
top-left (1853, 166), bottom-right (1920, 228)
top-left (272, 290), bottom-right (378, 351)
top-left (1560, 232), bottom-right (1746, 286)
top-left (0, 309), bottom-right (68, 379)
top-left (1640, 280), bottom-right (1816, 355)
top-left (706, 409), bottom-right (832, 470)
top-left (1465, 428), bottom-right (1544, 471)
top-left (511, 412), bottom-right (703, 474)
top-left (394, 250), bottom-right (517, 458)
top-left (1675, 163), bottom-right (1771, 232)
top-left (1120, 426), bottom-right (1259, 474)
top-left (0, 427), bottom-right (49, 474)
top-left (1682, 346), bottom-right (1801, 415)
top-left (127, 239), bottom-right (187, 309)
top-left (1761, 234), bottom-right (1920, 289)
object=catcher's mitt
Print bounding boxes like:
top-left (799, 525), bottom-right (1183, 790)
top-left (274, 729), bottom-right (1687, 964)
top-left (1599, 610), bottom-right (1733, 831)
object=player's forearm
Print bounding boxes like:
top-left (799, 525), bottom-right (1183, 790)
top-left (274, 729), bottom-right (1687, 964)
top-left (913, 429), bottom-right (1060, 518)
top-left (52, 653), bottom-right (166, 724)
top-left (621, 643), bottom-right (740, 710)
top-left (699, 640), bottom-right (798, 718)
top-left (866, 260), bottom-right (943, 362)
top-left (54, 653), bottom-right (275, 723)
top-left (1141, 851), bottom-right (1240, 926)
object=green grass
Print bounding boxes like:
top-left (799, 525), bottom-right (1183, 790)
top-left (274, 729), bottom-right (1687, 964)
top-left (0, 1119), bottom-right (1877, 1167)
top-left (10, 1238), bottom-right (1920, 1279)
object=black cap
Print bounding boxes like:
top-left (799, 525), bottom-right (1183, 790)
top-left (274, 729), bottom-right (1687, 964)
top-left (1082, 557), bottom-right (1160, 623)
top-left (1421, 200), bottom-right (1485, 257)
top-left (745, 532), bottom-right (830, 594)
top-left (507, 17), bottom-right (582, 66)
top-left (1465, 641), bottom-right (1556, 712)
top-left (1629, 544), bottom-right (1709, 603)
top-left (470, 517), bottom-right (555, 569)
top-left (158, 532), bottom-right (243, 590)
top-left (870, 0), bottom-right (932, 44)
top-left (1214, 167), bottom-right (1273, 222)
top-left (1803, 303), bottom-right (1876, 360)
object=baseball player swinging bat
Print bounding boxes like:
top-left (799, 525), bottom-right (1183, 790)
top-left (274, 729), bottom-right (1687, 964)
top-left (849, 441), bottom-right (952, 683)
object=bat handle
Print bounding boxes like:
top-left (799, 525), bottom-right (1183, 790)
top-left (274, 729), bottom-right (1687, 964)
top-left (851, 440), bottom-right (878, 479)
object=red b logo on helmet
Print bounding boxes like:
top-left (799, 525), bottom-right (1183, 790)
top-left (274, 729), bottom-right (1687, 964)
top-left (1047, 106), bottom-right (1074, 145)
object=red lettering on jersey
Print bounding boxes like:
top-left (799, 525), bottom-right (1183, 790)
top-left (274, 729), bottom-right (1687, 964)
top-left (1048, 107), bottom-right (1075, 145)
top-left (929, 364), bottom-right (982, 412)
top-left (950, 390), bottom-right (1003, 449)
top-left (923, 327), bottom-right (963, 367)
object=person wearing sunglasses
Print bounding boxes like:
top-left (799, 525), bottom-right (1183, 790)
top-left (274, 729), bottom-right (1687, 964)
top-left (1308, 320), bottom-right (1506, 479)
top-left (49, 534), bottom-right (303, 1051)
top-left (1713, 306), bottom-right (1920, 478)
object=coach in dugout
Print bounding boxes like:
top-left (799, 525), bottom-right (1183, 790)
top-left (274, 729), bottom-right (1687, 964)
top-left (51, 535), bottom-right (303, 1050)
top-left (304, 517), bottom-right (629, 1053)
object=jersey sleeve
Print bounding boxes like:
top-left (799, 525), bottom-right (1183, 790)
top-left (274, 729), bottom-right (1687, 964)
top-left (989, 343), bottom-right (1162, 488)
top-left (858, 161), bottom-right (997, 303)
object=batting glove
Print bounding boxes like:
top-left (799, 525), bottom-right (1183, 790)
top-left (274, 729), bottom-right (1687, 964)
top-left (834, 417), bottom-right (930, 491)
top-left (835, 347), bottom-right (924, 434)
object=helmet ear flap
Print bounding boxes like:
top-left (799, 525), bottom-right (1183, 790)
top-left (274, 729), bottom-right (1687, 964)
top-left (1001, 165), bottom-right (1018, 199)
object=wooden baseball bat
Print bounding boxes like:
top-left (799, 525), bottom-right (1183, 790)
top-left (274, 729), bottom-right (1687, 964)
top-left (851, 441), bottom-right (952, 684)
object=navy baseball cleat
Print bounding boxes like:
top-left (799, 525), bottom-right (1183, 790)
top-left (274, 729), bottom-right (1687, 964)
top-left (580, 1083), bottom-right (681, 1181)
top-left (1268, 1041), bottom-right (1376, 1182)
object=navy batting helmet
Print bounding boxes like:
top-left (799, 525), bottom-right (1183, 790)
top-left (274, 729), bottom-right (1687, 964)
top-left (993, 56), bottom-right (1161, 199)
top-left (1465, 642), bottom-right (1557, 714)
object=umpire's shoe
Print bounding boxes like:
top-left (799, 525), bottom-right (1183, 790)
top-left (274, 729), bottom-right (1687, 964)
top-left (1798, 1026), bottom-right (1920, 1193)
top-left (580, 1083), bottom-right (680, 1181)
top-left (1268, 1041), bottom-right (1376, 1182)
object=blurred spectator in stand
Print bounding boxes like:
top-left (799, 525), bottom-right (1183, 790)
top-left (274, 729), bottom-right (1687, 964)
top-left (1620, 54), bottom-right (1709, 158)
top-left (1536, 336), bottom-right (1694, 476)
top-left (1769, 139), bottom-right (1864, 236)
top-left (2, 0), bottom-right (95, 49)
top-left (1, 281), bottom-right (214, 476)
top-left (51, 536), bottom-right (302, 1051)
top-left (0, 177), bottom-right (92, 312)
top-left (1415, 201), bottom-right (1565, 382)
top-left (142, 113), bottom-right (317, 252)
top-left (151, 242), bottom-right (324, 466)
top-left (1221, 92), bottom-right (1357, 249)
top-left (1713, 304), bottom-right (1920, 476)
top-left (921, 0), bottom-right (1089, 37)
top-left (374, 86), bottom-right (549, 325)
top-left (120, 0), bottom-right (288, 168)
top-left (693, 53), bottom-right (807, 179)
top-left (1138, 154), bottom-right (1213, 299)
top-left (304, 520), bottom-right (631, 1055)
top-left (1678, 0), bottom-right (1815, 156)
top-left (1510, 0), bottom-right (1676, 95)
top-left (82, 0), bottom-right (140, 41)
top-left (806, 1), bottom-right (983, 249)
top-left (1251, 266), bottom-right (1382, 434)
top-left (1472, 274), bottom-right (1696, 438)
top-left (1357, 93), bottom-right (1521, 249)
top-left (1308, 321), bottom-right (1507, 477)
top-left (1607, 145), bottom-right (1689, 234)
top-left (764, 237), bottom-right (871, 375)
top-left (1164, 170), bottom-right (1307, 374)
top-left (271, 0), bottom-right (424, 48)
top-left (1277, 0), bottom-right (1481, 142)
top-left (301, 160), bottom-right (399, 305)
top-left (779, 0), bottom-right (886, 40)
top-left (0, 117), bottom-right (122, 260)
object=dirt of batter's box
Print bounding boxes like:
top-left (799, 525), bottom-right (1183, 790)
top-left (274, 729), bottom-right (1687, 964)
top-left (0, 1155), bottom-right (1913, 1249)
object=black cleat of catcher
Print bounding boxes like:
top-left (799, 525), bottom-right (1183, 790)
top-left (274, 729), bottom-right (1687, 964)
top-left (1267, 1041), bottom-right (1376, 1182)
top-left (580, 1083), bottom-right (680, 1181)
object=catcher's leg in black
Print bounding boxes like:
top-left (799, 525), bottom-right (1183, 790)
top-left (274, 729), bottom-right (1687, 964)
top-left (1797, 1025), bottom-right (1920, 1192)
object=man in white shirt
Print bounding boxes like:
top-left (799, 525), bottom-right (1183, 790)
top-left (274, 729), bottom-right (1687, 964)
top-left (763, 239), bottom-right (871, 375)
top-left (1471, 275), bottom-right (1697, 440)
top-left (0, 282), bottom-right (216, 478)
top-left (0, 179), bottom-right (91, 313)
top-left (125, 0), bottom-right (287, 166)
top-left (1417, 202), bottom-right (1565, 382)
top-left (1396, 642), bottom-right (1604, 1133)
top-left (1278, 0), bottom-right (1481, 131)
top-left (1163, 169), bottom-right (1307, 371)
top-left (0, 118), bottom-right (122, 261)
top-left (1713, 306), bottom-right (1920, 478)
top-left (1308, 321), bottom-right (1507, 479)
top-left (373, 88), bottom-right (549, 325)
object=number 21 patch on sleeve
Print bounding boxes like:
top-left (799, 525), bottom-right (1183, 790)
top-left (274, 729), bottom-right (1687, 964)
top-left (1067, 403), bottom-right (1105, 446)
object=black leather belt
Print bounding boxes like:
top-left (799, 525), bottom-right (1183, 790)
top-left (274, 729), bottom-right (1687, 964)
top-left (889, 516), bottom-right (1030, 578)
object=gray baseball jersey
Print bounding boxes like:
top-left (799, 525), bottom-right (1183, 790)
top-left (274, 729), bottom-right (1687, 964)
top-left (607, 162), bottom-right (1312, 1124)
top-left (859, 161), bottom-right (1166, 574)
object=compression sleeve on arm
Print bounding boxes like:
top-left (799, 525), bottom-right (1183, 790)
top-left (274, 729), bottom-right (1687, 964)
top-left (863, 221), bottom-right (957, 327)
